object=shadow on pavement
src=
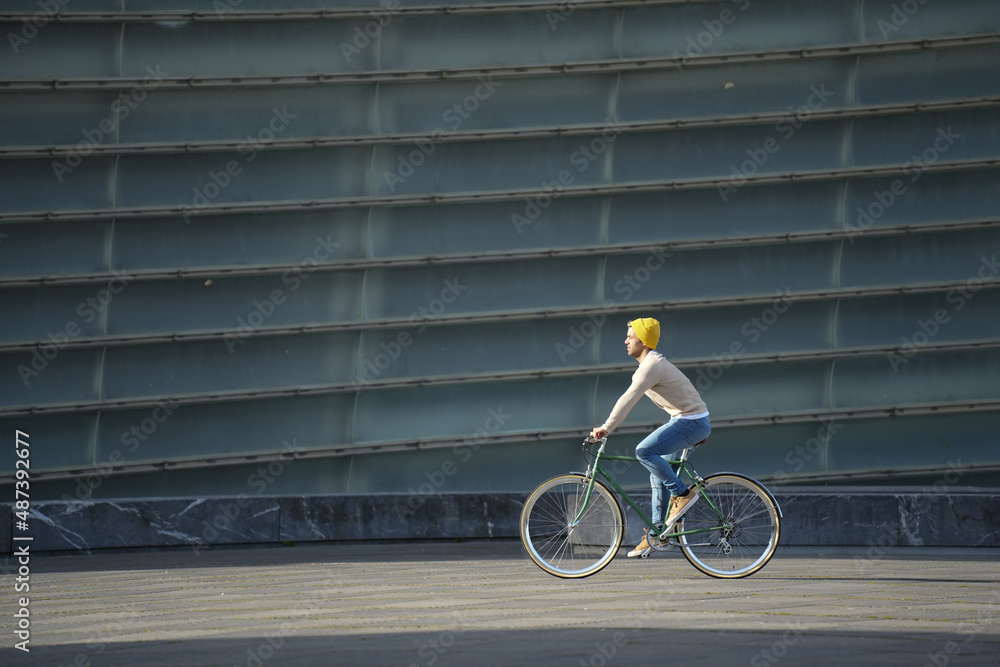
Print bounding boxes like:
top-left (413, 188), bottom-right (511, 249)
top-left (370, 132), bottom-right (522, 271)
top-left (3, 626), bottom-right (998, 667)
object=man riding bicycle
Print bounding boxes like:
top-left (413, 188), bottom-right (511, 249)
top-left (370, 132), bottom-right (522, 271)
top-left (590, 318), bottom-right (711, 558)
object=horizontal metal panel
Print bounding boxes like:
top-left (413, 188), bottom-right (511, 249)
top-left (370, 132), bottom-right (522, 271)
top-left (0, 91), bottom-right (122, 147)
top-left (0, 23), bottom-right (119, 79)
top-left (0, 283), bottom-right (109, 344)
top-left (617, 58), bottom-right (852, 124)
top-left (2, 0), bottom-right (120, 9)
top-left (842, 168), bottom-right (1000, 229)
top-left (379, 11), bottom-right (620, 71)
top-left (836, 290), bottom-right (1000, 349)
top-left (621, 0), bottom-right (858, 59)
top-left (5, 169), bottom-right (997, 283)
top-left (692, 411), bottom-right (1000, 483)
top-left (101, 331), bottom-right (359, 400)
top-left (384, 0), bottom-right (603, 8)
top-left (833, 348), bottom-right (1000, 408)
top-left (104, 272), bottom-right (364, 336)
top-left (121, 85), bottom-right (375, 143)
top-left (602, 243), bottom-right (838, 304)
top-left (370, 134), bottom-right (610, 197)
top-left (369, 197), bottom-right (605, 257)
top-left (860, 0), bottom-right (1000, 43)
top-left (608, 180), bottom-right (843, 243)
top-left (115, 146), bottom-right (371, 208)
top-left (0, 272), bottom-right (362, 345)
top-left (0, 413), bottom-right (96, 470)
top-left (363, 256), bottom-right (602, 319)
top-left (4, 131), bottom-right (995, 219)
top-left (619, 43), bottom-right (1000, 123)
top-left (7, 57), bottom-right (997, 152)
top-left (851, 107), bottom-right (1000, 167)
top-left (825, 411), bottom-right (1000, 475)
top-left (377, 74), bottom-right (616, 135)
top-left (124, 0), bottom-right (377, 10)
top-left (93, 393), bottom-right (356, 463)
top-left (357, 318), bottom-right (605, 380)
top-left (2, 85), bottom-right (374, 148)
top-left (856, 43), bottom-right (1000, 105)
top-left (840, 228), bottom-right (1000, 288)
top-left (612, 120), bottom-right (848, 184)
top-left (0, 220), bottom-right (110, 278)
top-left (80, 454), bottom-right (353, 500)
top-left (353, 376), bottom-right (593, 444)
top-left (344, 438), bottom-right (586, 494)
top-left (121, 19), bottom-right (376, 78)
top-left (685, 420), bottom-right (844, 483)
top-left (0, 347), bottom-right (102, 409)
top-left (0, 156), bottom-right (114, 213)
top-left (111, 209), bottom-right (367, 272)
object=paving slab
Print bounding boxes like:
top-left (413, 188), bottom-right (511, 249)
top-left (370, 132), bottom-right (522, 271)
top-left (2, 541), bottom-right (999, 666)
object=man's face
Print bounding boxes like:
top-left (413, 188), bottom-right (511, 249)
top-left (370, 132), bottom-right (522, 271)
top-left (625, 326), bottom-right (645, 358)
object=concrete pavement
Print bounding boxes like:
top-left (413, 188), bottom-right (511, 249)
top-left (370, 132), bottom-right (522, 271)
top-left (2, 540), bottom-right (999, 666)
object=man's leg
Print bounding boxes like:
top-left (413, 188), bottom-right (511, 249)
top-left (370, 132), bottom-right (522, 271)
top-left (635, 417), bottom-right (698, 497)
top-left (650, 457), bottom-right (684, 523)
top-left (628, 419), bottom-right (689, 557)
top-left (650, 472), bottom-right (666, 524)
top-left (636, 417), bottom-right (711, 531)
top-left (628, 472), bottom-right (668, 557)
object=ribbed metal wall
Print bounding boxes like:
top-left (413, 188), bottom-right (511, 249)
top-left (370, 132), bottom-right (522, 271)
top-left (1, 0), bottom-right (999, 500)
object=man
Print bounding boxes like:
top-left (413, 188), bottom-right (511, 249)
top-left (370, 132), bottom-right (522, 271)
top-left (590, 318), bottom-right (711, 558)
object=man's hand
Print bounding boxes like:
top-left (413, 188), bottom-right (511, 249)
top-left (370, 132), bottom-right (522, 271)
top-left (590, 427), bottom-right (609, 440)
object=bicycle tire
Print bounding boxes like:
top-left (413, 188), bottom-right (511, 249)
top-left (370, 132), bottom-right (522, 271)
top-left (520, 474), bottom-right (624, 578)
top-left (678, 473), bottom-right (781, 579)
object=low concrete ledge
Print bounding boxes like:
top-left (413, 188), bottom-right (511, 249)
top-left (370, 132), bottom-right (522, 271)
top-left (774, 487), bottom-right (1000, 548)
top-left (3, 488), bottom-right (998, 554)
top-left (4, 493), bottom-right (521, 555)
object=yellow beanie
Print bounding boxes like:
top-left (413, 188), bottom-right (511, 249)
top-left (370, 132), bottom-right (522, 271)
top-left (630, 318), bottom-right (660, 350)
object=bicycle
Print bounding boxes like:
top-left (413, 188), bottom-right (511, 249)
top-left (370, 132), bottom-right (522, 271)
top-left (520, 436), bottom-right (782, 579)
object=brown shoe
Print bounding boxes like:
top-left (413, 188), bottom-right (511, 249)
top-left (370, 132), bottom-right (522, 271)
top-left (628, 533), bottom-right (653, 558)
top-left (662, 489), bottom-right (700, 531)
top-left (628, 530), bottom-right (663, 558)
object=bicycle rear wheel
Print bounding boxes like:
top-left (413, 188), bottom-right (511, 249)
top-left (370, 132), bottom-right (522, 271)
top-left (520, 474), bottom-right (624, 578)
top-left (678, 473), bottom-right (780, 579)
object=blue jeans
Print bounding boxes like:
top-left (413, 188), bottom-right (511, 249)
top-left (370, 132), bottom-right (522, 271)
top-left (635, 415), bottom-right (711, 524)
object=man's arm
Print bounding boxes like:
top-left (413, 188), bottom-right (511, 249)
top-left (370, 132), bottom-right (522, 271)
top-left (592, 364), bottom-right (655, 437)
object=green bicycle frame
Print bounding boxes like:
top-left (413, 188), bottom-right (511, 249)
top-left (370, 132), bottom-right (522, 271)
top-left (573, 441), bottom-right (726, 540)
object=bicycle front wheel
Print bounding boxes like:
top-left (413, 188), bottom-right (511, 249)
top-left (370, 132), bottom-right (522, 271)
top-left (520, 474), bottom-right (624, 578)
top-left (678, 473), bottom-right (781, 579)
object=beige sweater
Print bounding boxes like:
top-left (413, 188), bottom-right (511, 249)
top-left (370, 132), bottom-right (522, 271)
top-left (600, 350), bottom-right (708, 434)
